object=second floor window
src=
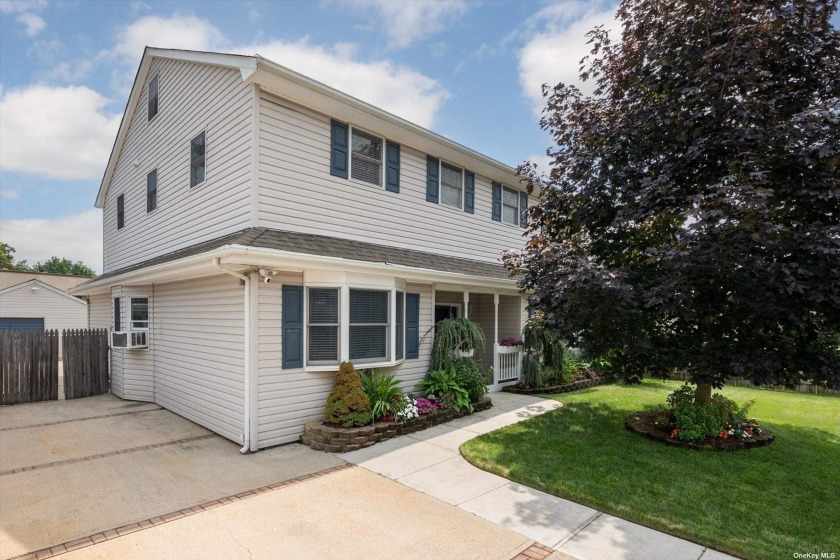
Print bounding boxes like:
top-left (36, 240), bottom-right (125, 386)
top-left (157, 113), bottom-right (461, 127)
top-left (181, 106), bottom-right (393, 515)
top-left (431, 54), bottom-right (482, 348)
top-left (440, 162), bottom-right (463, 209)
top-left (190, 132), bottom-right (206, 187)
top-left (117, 194), bottom-right (125, 229)
top-left (148, 74), bottom-right (159, 121)
top-left (351, 129), bottom-right (382, 186)
top-left (146, 169), bottom-right (157, 213)
top-left (502, 186), bottom-right (519, 226)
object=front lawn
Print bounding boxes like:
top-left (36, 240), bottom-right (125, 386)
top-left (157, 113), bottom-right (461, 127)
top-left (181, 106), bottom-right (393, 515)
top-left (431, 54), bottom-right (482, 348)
top-left (461, 380), bottom-right (840, 560)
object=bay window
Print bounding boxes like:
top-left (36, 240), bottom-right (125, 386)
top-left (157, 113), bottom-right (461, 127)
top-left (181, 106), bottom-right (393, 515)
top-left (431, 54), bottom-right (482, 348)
top-left (349, 289), bottom-right (389, 362)
top-left (308, 288), bottom-right (339, 365)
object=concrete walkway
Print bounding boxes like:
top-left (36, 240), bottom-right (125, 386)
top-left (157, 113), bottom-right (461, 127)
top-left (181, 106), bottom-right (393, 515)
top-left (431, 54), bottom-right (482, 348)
top-left (340, 391), bottom-right (739, 560)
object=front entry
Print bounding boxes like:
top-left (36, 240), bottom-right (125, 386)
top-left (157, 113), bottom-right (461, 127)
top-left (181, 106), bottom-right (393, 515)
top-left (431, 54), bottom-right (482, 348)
top-left (434, 305), bottom-right (458, 324)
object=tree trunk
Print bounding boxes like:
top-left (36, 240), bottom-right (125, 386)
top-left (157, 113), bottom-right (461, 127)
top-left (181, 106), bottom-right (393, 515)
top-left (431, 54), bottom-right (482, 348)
top-left (694, 383), bottom-right (712, 405)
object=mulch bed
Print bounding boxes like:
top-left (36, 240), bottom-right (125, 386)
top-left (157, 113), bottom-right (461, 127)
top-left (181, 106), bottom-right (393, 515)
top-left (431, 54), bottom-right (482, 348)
top-left (503, 378), bottom-right (606, 395)
top-left (625, 409), bottom-right (775, 451)
top-left (302, 396), bottom-right (493, 453)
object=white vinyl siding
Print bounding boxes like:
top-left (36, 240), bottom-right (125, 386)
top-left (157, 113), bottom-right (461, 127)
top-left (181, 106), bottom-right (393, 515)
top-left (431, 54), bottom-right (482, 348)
top-left (112, 285), bottom-right (154, 402)
top-left (88, 293), bottom-right (111, 330)
top-left (102, 58), bottom-right (253, 273)
top-left (258, 93), bottom-right (530, 263)
top-left (153, 275), bottom-right (245, 442)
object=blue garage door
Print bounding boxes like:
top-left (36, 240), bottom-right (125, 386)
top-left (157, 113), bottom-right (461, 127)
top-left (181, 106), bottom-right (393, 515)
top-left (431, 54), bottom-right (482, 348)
top-left (0, 317), bottom-right (45, 330)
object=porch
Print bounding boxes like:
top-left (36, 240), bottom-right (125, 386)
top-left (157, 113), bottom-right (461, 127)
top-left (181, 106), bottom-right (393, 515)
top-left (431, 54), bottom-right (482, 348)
top-left (434, 290), bottom-right (524, 391)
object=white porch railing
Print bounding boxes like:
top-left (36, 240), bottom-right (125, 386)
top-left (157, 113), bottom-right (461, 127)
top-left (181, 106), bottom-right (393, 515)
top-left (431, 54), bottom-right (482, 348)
top-left (493, 343), bottom-right (522, 386)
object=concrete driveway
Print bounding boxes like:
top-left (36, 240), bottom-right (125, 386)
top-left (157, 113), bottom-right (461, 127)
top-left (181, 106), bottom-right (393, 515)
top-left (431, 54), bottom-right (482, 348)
top-left (0, 395), bottom-right (540, 560)
top-left (0, 395), bottom-right (345, 559)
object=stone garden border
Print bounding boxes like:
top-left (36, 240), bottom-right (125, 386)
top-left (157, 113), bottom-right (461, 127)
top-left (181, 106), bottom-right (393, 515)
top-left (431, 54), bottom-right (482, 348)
top-left (302, 396), bottom-right (493, 453)
top-left (502, 378), bottom-right (606, 395)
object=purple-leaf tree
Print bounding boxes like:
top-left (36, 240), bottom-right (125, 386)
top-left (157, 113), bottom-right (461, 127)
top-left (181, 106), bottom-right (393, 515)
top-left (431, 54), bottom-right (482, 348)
top-left (506, 0), bottom-right (840, 404)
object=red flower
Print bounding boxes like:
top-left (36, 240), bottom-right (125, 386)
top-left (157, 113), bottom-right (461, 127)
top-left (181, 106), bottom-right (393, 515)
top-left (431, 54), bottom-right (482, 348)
top-left (718, 431), bottom-right (729, 439)
top-left (670, 428), bottom-right (680, 438)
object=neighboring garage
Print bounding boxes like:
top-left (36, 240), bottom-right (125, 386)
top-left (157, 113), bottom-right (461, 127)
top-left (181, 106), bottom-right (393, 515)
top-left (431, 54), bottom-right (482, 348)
top-left (0, 277), bottom-right (88, 346)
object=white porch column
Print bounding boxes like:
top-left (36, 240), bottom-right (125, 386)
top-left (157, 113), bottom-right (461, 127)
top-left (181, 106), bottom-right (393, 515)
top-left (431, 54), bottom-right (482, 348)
top-left (493, 293), bottom-right (499, 385)
top-left (463, 291), bottom-right (470, 319)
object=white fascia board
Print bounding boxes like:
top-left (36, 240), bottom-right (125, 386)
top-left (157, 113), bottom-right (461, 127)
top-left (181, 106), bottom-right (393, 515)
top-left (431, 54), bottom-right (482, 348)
top-left (70, 245), bottom-right (522, 296)
top-left (250, 61), bottom-right (524, 189)
top-left (0, 279), bottom-right (88, 305)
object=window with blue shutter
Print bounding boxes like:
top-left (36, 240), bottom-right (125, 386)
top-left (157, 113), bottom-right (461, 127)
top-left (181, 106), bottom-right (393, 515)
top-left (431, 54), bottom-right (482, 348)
top-left (426, 156), bottom-right (439, 203)
top-left (330, 120), bottom-right (349, 178)
top-left (491, 182), bottom-right (502, 222)
top-left (464, 171), bottom-right (475, 214)
top-left (520, 192), bottom-right (528, 228)
top-left (405, 293), bottom-right (420, 359)
top-left (282, 286), bottom-right (303, 369)
top-left (385, 142), bottom-right (400, 193)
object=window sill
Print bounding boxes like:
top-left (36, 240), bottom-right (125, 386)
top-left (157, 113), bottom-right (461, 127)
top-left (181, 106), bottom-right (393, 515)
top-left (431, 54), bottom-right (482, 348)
top-left (305, 359), bottom-right (404, 373)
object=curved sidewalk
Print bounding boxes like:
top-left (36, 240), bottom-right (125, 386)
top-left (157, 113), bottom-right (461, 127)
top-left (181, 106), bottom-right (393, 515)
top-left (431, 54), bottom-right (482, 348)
top-left (339, 391), bottom-right (739, 560)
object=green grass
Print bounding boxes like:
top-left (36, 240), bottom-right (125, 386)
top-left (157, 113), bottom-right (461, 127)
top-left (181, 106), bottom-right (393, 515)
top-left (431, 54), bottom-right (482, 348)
top-left (461, 380), bottom-right (840, 560)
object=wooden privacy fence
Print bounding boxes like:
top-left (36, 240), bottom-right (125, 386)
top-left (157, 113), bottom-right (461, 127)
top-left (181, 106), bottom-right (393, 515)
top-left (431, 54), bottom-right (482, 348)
top-left (0, 329), bottom-right (60, 405)
top-left (63, 329), bottom-right (110, 399)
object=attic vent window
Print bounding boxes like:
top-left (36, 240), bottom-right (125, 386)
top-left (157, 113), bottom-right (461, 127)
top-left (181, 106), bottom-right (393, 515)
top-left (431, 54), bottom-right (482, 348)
top-left (190, 131), bottom-right (206, 188)
top-left (148, 74), bottom-right (158, 121)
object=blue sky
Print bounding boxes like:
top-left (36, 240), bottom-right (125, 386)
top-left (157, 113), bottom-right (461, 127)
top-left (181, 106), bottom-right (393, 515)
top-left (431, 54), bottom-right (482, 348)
top-left (2, 1), bottom-right (836, 272)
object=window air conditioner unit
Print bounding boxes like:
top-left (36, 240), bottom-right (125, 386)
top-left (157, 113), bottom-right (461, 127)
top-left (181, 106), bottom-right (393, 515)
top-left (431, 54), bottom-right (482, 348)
top-left (111, 331), bottom-right (148, 349)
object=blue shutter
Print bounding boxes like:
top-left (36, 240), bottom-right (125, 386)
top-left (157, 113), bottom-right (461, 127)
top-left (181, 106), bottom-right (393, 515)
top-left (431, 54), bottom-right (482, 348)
top-left (519, 192), bottom-right (528, 228)
top-left (464, 171), bottom-right (475, 214)
top-left (385, 142), bottom-right (400, 193)
top-left (491, 182), bottom-right (502, 221)
top-left (426, 156), bottom-right (439, 203)
top-left (282, 286), bottom-right (303, 369)
top-left (405, 293), bottom-right (420, 359)
top-left (330, 120), bottom-right (349, 179)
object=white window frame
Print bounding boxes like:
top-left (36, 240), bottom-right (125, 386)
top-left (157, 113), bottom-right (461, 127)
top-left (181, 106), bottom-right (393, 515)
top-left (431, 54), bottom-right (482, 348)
top-left (305, 287), bottom-right (341, 367)
top-left (129, 296), bottom-right (149, 331)
top-left (148, 73), bottom-right (159, 122)
top-left (439, 160), bottom-right (464, 210)
top-left (348, 288), bottom-right (391, 364)
top-left (189, 130), bottom-right (207, 189)
top-left (501, 185), bottom-right (520, 226)
top-left (348, 126), bottom-right (384, 189)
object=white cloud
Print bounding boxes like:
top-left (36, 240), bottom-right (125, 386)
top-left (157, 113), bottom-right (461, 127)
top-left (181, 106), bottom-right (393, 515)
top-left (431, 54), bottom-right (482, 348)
top-left (16, 12), bottom-right (45, 36)
top-left (0, 85), bottom-right (121, 180)
top-left (518, 2), bottom-right (618, 114)
top-left (111, 14), bottom-right (228, 65)
top-left (240, 38), bottom-right (448, 127)
top-left (0, 209), bottom-right (103, 272)
top-left (0, 188), bottom-right (20, 200)
top-left (334, 0), bottom-right (472, 49)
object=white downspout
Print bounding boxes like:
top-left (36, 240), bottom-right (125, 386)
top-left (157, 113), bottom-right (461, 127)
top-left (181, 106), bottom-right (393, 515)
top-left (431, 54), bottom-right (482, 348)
top-left (213, 257), bottom-right (251, 454)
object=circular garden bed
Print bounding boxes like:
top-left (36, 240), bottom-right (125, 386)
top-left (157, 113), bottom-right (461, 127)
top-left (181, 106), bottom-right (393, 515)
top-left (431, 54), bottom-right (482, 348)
top-left (625, 410), bottom-right (775, 451)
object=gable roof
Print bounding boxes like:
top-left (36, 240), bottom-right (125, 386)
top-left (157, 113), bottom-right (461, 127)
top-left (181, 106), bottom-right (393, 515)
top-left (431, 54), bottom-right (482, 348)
top-left (82, 227), bottom-right (512, 287)
top-left (0, 279), bottom-right (88, 306)
top-left (95, 47), bottom-right (523, 209)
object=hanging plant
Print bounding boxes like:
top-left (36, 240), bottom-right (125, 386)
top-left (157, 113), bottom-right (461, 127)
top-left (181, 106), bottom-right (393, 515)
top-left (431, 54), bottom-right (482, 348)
top-left (424, 317), bottom-right (486, 372)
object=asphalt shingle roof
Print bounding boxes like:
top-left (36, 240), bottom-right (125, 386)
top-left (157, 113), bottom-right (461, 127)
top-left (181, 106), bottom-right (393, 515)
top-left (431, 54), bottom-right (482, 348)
top-left (87, 227), bottom-right (512, 284)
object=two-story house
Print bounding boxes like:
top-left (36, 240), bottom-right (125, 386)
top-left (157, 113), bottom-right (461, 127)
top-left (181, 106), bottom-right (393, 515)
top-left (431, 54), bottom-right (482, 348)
top-left (71, 47), bottom-right (532, 452)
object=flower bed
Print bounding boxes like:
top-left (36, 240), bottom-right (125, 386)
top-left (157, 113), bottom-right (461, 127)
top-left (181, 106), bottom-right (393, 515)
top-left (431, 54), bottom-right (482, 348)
top-left (503, 377), bottom-right (607, 395)
top-left (301, 396), bottom-right (493, 453)
top-left (625, 410), bottom-right (775, 451)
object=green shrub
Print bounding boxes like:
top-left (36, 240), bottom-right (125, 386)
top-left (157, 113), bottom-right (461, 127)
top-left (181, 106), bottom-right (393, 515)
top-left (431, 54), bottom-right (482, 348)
top-left (427, 318), bottom-right (486, 372)
top-left (324, 362), bottom-right (372, 427)
top-left (666, 383), bottom-right (696, 409)
top-left (666, 384), bottom-right (756, 442)
top-left (451, 357), bottom-right (488, 403)
top-left (360, 369), bottom-right (404, 421)
top-left (521, 317), bottom-right (567, 387)
top-left (420, 369), bottom-right (473, 413)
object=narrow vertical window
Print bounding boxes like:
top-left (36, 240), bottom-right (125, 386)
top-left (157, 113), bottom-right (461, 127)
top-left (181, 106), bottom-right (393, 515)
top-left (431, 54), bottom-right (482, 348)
top-left (190, 131), bottom-right (206, 187)
top-left (146, 169), bottom-right (157, 213)
top-left (113, 298), bottom-right (121, 331)
top-left (148, 74), bottom-right (159, 121)
top-left (396, 291), bottom-right (404, 360)
top-left (307, 288), bottom-right (339, 365)
top-left (117, 194), bottom-right (125, 230)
